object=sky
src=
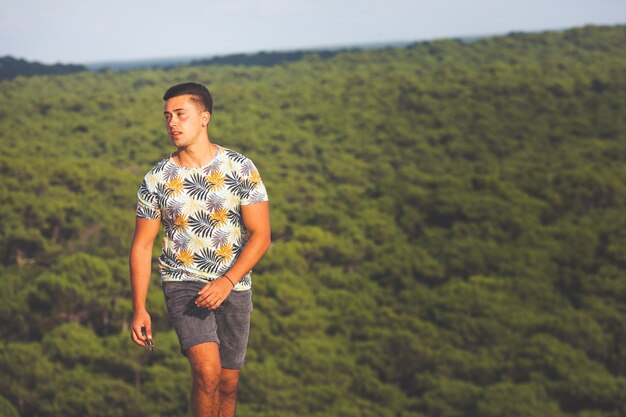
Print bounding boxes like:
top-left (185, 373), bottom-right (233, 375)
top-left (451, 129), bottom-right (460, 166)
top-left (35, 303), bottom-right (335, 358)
top-left (1, 0), bottom-right (625, 65)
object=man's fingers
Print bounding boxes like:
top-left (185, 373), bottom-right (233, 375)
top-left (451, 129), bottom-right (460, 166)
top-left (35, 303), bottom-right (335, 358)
top-left (144, 322), bottom-right (153, 340)
top-left (197, 283), bottom-right (211, 295)
top-left (196, 293), bottom-right (222, 309)
top-left (196, 280), bottom-right (231, 309)
top-left (130, 311), bottom-right (153, 348)
top-left (131, 326), bottom-right (146, 347)
top-left (195, 292), bottom-right (211, 306)
top-left (196, 295), bottom-right (213, 307)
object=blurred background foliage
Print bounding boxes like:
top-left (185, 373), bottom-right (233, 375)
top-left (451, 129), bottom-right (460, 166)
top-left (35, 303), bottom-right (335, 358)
top-left (0, 24), bottom-right (625, 416)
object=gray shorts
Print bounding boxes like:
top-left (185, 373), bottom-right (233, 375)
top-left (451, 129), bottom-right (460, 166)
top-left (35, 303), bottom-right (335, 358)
top-left (162, 281), bottom-right (252, 369)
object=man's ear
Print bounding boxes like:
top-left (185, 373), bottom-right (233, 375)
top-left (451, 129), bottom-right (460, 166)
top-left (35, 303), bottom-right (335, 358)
top-left (202, 112), bottom-right (211, 127)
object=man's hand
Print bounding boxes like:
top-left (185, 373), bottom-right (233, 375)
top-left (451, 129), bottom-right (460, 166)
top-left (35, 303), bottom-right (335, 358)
top-left (131, 309), bottom-right (153, 348)
top-left (196, 277), bottom-right (234, 309)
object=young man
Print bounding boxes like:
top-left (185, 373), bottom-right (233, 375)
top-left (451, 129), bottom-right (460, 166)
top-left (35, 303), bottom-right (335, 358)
top-left (130, 82), bottom-right (271, 417)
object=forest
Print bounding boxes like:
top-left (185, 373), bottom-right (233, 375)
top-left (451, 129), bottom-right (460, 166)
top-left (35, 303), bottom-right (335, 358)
top-left (190, 49), bottom-right (341, 68)
top-left (0, 24), bottom-right (625, 417)
top-left (0, 56), bottom-right (85, 81)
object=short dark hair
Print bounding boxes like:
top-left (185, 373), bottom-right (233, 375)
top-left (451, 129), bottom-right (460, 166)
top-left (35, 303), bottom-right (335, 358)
top-left (163, 82), bottom-right (213, 114)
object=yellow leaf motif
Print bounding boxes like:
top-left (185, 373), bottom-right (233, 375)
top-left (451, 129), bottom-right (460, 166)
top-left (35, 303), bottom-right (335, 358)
top-left (189, 235), bottom-right (209, 252)
top-left (176, 249), bottom-right (194, 267)
top-left (249, 170), bottom-right (261, 185)
top-left (205, 171), bottom-right (225, 190)
top-left (174, 213), bottom-right (188, 231)
top-left (210, 208), bottom-right (228, 227)
top-left (216, 244), bottom-right (233, 264)
top-left (166, 176), bottom-right (185, 196)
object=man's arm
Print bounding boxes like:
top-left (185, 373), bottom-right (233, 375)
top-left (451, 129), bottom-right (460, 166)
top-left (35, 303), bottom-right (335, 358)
top-left (129, 217), bottom-right (161, 347)
top-left (196, 201), bottom-right (271, 309)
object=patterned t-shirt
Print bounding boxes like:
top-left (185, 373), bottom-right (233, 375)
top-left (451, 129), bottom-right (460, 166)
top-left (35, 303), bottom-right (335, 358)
top-left (136, 145), bottom-right (268, 291)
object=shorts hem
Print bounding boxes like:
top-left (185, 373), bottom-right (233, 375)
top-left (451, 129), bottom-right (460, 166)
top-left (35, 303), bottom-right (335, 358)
top-left (181, 338), bottom-right (220, 356)
top-left (220, 360), bottom-right (245, 370)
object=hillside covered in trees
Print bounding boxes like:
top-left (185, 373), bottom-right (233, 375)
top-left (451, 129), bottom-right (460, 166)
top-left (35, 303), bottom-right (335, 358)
top-left (0, 24), bottom-right (625, 417)
top-left (0, 56), bottom-right (86, 81)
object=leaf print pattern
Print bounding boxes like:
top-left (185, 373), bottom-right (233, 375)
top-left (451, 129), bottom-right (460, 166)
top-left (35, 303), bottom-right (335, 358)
top-left (184, 173), bottom-right (211, 200)
top-left (166, 176), bottom-right (185, 196)
top-left (211, 230), bottom-right (229, 247)
top-left (232, 237), bottom-right (244, 258)
top-left (205, 171), bottom-right (225, 191)
top-left (227, 209), bottom-right (242, 224)
top-left (249, 190), bottom-right (267, 204)
top-left (205, 193), bottom-right (224, 212)
top-left (210, 208), bottom-right (228, 228)
top-left (203, 158), bottom-right (222, 174)
top-left (241, 160), bottom-right (255, 176)
top-left (225, 173), bottom-right (241, 195)
top-left (176, 249), bottom-right (194, 267)
top-left (151, 158), bottom-right (169, 174)
top-left (188, 212), bottom-right (214, 238)
top-left (161, 246), bottom-right (178, 267)
top-left (225, 149), bottom-right (247, 163)
top-left (163, 162), bottom-right (179, 181)
top-left (173, 233), bottom-right (190, 252)
top-left (163, 217), bottom-right (177, 239)
top-left (215, 243), bottom-right (234, 264)
top-left (167, 199), bottom-right (183, 219)
top-left (138, 179), bottom-right (153, 202)
top-left (135, 146), bottom-right (268, 290)
top-left (237, 178), bottom-right (254, 200)
top-left (193, 248), bottom-right (221, 273)
top-left (249, 170), bottom-right (262, 185)
top-left (159, 262), bottom-right (186, 280)
top-left (156, 183), bottom-right (172, 208)
top-left (137, 205), bottom-right (159, 219)
top-left (239, 275), bottom-right (251, 288)
top-left (173, 213), bottom-right (188, 234)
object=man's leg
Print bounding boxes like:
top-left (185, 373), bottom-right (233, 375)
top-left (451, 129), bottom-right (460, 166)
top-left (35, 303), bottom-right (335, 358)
top-left (219, 368), bottom-right (241, 417)
top-left (187, 342), bottom-right (222, 417)
top-left (215, 290), bottom-right (251, 416)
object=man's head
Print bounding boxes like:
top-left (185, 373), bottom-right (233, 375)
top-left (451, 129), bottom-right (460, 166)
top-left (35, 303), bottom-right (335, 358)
top-left (163, 83), bottom-right (213, 148)
top-left (163, 82), bottom-right (213, 114)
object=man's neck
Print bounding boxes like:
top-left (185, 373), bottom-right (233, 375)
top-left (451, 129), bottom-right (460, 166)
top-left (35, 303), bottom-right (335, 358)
top-left (175, 138), bottom-right (217, 168)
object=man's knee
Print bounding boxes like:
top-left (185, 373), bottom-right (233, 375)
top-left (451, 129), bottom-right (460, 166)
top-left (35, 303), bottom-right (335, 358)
top-left (187, 343), bottom-right (222, 391)
top-left (192, 362), bottom-right (221, 391)
top-left (220, 370), bottom-right (240, 399)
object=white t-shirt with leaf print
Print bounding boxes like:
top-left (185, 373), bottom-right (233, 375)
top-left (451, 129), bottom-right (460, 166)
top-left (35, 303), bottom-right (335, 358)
top-left (136, 145), bottom-right (268, 291)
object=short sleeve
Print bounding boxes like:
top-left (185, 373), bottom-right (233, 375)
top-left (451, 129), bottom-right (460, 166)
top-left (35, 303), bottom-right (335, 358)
top-left (239, 158), bottom-right (269, 206)
top-left (136, 178), bottom-right (161, 219)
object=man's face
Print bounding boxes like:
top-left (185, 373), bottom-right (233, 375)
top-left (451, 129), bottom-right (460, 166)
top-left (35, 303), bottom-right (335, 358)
top-left (163, 95), bottom-right (210, 149)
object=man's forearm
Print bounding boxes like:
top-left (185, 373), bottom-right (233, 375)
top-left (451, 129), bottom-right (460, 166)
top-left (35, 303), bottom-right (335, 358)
top-left (130, 246), bottom-right (153, 311)
top-left (226, 230), bottom-right (271, 284)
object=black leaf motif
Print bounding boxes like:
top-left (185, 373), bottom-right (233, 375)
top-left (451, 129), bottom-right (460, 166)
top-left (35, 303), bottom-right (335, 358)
top-left (184, 173), bottom-right (211, 201)
top-left (138, 180), bottom-right (153, 201)
top-left (193, 248), bottom-right (221, 273)
top-left (237, 179), bottom-right (254, 199)
top-left (189, 212), bottom-right (214, 238)
top-left (156, 183), bottom-right (172, 208)
top-left (225, 172), bottom-right (241, 195)
top-left (225, 149), bottom-right (248, 164)
top-left (150, 158), bottom-right (169, 174)
top-left (136, 205), bottom-right (159, 219)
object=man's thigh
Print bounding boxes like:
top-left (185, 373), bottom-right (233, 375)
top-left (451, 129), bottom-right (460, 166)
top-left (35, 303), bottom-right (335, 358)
top-left (216, 290), bottom-right (252, 369)
top-left (163, 281), bottom-right (220, 354)
top-left (186, 341), bottom-right (222, 372)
